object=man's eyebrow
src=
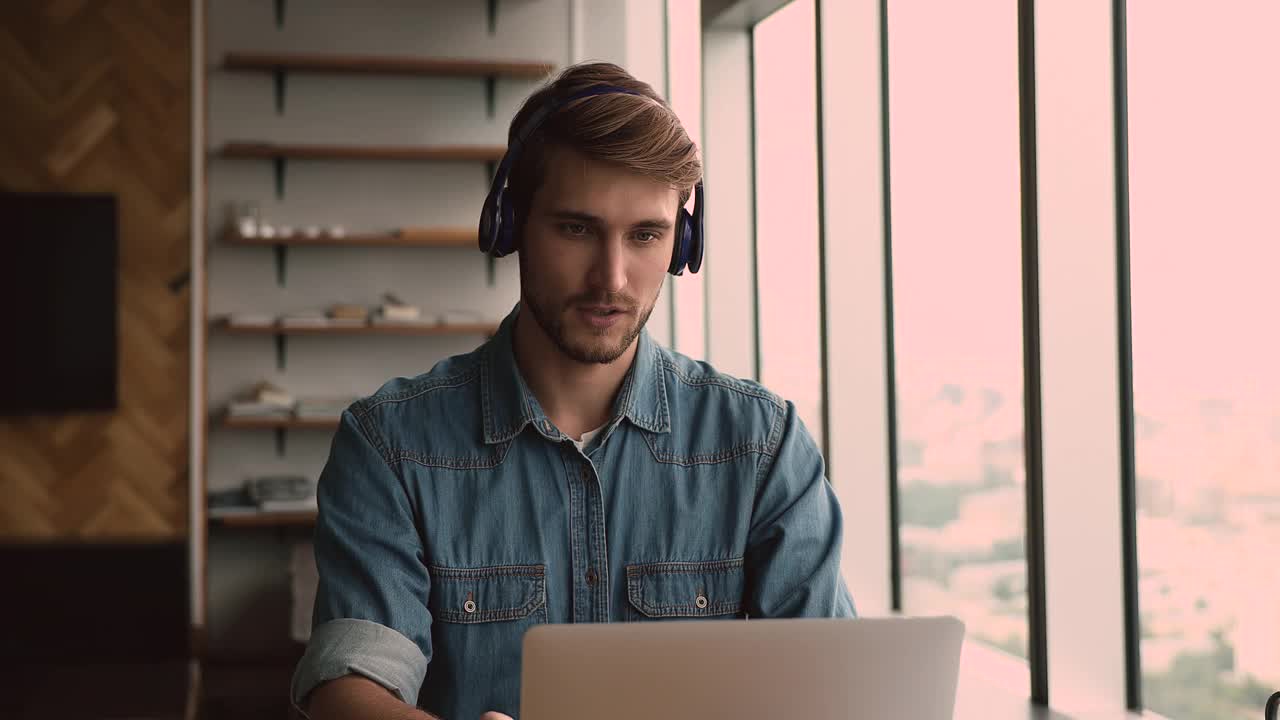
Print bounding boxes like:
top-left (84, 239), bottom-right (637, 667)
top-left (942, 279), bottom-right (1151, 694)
top-left (548, 209), bottom-right (673, 230)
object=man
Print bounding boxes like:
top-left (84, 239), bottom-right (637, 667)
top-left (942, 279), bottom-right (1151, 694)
top-left (291, 61), bottom-right (855, 720)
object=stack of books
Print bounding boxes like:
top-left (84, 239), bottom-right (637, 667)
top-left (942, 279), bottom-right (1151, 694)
top-left (248, 474), bottom-right (318, 512)
top-left (327, 303), bottom-right (369, 327)
top-left (207, 474), bottom-right (318, 518)
top-left (226, 381), bottom-right (295, 418)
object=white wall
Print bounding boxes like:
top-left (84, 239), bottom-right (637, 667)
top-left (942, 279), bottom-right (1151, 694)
top-left (198, 0), bottom-right (668, 652)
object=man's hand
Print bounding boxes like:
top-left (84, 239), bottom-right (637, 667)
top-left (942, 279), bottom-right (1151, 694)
top-left (479, 713), bottom-right (513, 720)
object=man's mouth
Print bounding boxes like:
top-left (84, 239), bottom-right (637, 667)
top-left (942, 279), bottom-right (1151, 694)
top-left (579, 305), bottom-right (626, 316)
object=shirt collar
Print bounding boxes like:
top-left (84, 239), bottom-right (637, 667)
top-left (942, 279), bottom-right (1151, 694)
top-left (481, 302), bottom-right (670, 445)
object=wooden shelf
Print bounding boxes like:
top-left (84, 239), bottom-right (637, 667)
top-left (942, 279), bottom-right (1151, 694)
top-left (220, 415), bottom-right (339, 430)
top-left (223, 52), bottom-right (555, 79)
top-left (222, 227), bottom-right (476, 248)
top-left (210, 511), bottom-right (316, 528)
top-left (217, 141), bottom-right (507, 163)
top-left (213, 318), bottom-right (498, 336)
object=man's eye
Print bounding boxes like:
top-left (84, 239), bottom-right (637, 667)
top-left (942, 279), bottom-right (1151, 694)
top-left (636, 231), bottom-right (659, 243)
top-left (560, 223), bottom-right (588, 236)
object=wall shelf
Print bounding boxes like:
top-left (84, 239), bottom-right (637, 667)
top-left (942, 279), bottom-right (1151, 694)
top-left (215, 142), bottom-right (507, 200)
top-left (217, 142), bottom-right (506, 163)
top-left (221, 227), bottom-right (478, 287)
top-left (210, 511), bottom-right (317, 528)
top-left (222, 50), bottom-right (553, 116)
top-left (220, 415), bottom-right (339, 430)
top-left (213, 318), bottom-right (498, 336)
top-left (220, 412), bottom-right (340, 456)
top-left (212, 318), bottom-right (498, 371)
top-left (222, 52), bottom-right (555, 79)
top-left (222, 227), bottom-right (477, 248)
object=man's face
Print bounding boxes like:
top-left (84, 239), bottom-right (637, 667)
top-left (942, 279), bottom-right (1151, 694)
top-left (518, 145), bottom-right (679, 365)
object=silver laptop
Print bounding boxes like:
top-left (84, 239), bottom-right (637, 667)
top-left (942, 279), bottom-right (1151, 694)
top-left (520, 616), bottom-right (965, 720)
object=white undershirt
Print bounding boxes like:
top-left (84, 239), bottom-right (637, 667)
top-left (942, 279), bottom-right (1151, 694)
top-left (572, 423), bottom-right (607, 453)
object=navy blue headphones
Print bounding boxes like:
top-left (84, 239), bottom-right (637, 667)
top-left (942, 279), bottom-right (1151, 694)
top-left (478, 85), bottom-right (705, 276)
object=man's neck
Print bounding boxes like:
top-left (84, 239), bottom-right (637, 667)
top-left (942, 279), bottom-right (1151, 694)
top-left (512, 310), bottom-right (637, 441)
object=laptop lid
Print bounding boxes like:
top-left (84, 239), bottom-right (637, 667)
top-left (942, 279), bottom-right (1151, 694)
top-left (520, 616), bottom-right (965, 720)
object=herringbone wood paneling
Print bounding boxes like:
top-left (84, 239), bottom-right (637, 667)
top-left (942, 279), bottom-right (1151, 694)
top-left (0, 1), bottom-right (191, 540)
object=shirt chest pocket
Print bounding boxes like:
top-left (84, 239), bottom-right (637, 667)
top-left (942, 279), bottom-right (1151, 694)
top-left (428, 564), bottom-right (548, 624)
top-left (625, 557), bottom-right (746, 621)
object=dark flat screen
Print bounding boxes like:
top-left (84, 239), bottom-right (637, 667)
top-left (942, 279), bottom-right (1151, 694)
top-left (0, 191), bottom-right (118, 414)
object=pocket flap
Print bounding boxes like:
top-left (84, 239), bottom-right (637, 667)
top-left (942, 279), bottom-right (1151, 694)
top-left (626, 557), bottom-right (745, 618)
top-left (429, 564), bottom-right (545, 624)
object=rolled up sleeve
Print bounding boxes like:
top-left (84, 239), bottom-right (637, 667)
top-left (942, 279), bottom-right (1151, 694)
top-left (291, 408), bottom-right (433, 715)
top-left (744, 399), bottom-right (857, 618)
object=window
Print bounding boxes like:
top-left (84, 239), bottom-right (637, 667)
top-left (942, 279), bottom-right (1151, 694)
top-left (666, 0), bottom-right (707, 360)
top-left (752, 0), bottom-right (824, 449)
top-left (1128, 3), bottom-right (1280, 718)
top-left (886, 0), bottom-right (1029, 661)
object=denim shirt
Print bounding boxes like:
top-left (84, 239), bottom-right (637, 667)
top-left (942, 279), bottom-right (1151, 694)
top-left (291, 303), bottom-right (856, 720)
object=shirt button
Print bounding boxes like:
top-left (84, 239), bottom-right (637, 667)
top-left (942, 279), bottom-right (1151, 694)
top-left (464, 599), bottom-right (477, 613)
top-left (581, 467), bottom-right (590, 480)
top-left (695, 594), bottom-right (709, 609)
top-left (585, 568), bottom-right (598, 586)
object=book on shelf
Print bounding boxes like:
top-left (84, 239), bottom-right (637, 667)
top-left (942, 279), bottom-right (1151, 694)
top-left (278, 311), bottom-right (329, 327)
top-left (226, 401), bottom-right (292, 418)
top-left (247, 474), bottom-right (315, 505)
top-left (327, 303), bottom-right (369, 322)
top-left (227, 381), bottom-right (295, 417)
top-left (259, 497), bottom-right (319, 513)
top-left (207, 486), bottom-right (261, 517)
top-left (207, 477), bottom-right (317, 518)
top-left (280, 314), bottom-right (367, 328)
top-left (371, 314), bottom-right (434, 327)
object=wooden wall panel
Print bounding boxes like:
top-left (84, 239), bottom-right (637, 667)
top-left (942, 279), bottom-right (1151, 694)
top-left (0, 1), bottom-right (191, 541)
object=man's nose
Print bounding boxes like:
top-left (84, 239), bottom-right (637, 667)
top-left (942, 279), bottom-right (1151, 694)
top-left (587, 236), bottom-right (627, 294)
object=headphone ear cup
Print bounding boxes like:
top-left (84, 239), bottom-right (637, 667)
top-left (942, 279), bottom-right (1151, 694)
top-left (687, 183), bottom-right (704, 274)
top-left (498, 192), bottom-right (517, 256)
top-left (479, 191), bottom-right (497, 254)
top-left (669, 208), bottom-right (693, 275)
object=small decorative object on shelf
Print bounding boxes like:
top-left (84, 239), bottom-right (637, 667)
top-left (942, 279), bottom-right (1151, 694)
top-left (230, 201), bottom-right (261, 238)
top-left (374, 292), bottom-right (422, 325)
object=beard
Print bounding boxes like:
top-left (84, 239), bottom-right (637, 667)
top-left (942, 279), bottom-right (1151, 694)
top-left (519, 263), bottom-right (658, 365)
